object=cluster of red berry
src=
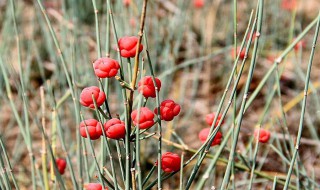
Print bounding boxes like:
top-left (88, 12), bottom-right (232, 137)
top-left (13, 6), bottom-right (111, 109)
top-left (78, 36), bottom-right (183, 175)
top-left (77, 34), bottom-right (272, 183)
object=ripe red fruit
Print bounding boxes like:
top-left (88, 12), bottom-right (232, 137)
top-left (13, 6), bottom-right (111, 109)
top-left (160, 152), bottom-right (181, 173)
top-left (118, 36), bottom-right (143, 58)
top-left (281, 0), bottom-right (296, 11)
top-left (254, 128), bottom-right (270, 143)
top-left (294, 40), bottom-right (306, 52)
top-left (55, 158), bottom-right (67, 175)
top-left (246, 32), bottom-right (258, 42)
top-left (129, 18), bottom-right (136, 28)
top-left (80, 86), bottom-right (106, 109)
top-left (193, 0), bottom-right (204, 8)
top-left (104, 118), bottom-right (126, 139)
top-left (231, 47), bottom-right (246, 60)
top-left (131, 107), bottom-right (155, 129)
top-left (123, 0), bottom-right (131, 6)
top-left (93, 57), bottom-right (120, 78)
top-left (138, 76), bottom-right (161, 98)
top-left (205, 112), bottom-right (224, 127)
top-left (80, 119), bottom-right (103, 140)
top-left (154, 99), bottom-right (181, 121)
top-left (84, 183), bottom-right (108, 190)
top-left (198, 128), bottom-right (223, 146)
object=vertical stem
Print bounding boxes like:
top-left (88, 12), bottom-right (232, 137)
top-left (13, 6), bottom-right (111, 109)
top-left (220, 0), bottom-right (264, 188)
top-left (35, 0), bottom-right (75, 99)
top-left (127, 58), bottom-right (132, 82)
top-left (135, 60), bottom-right (145, 190)
top-left (80, 114), bottom-right (111, 189)
top-left (55, 110), bottom-right (79, 189)
top-left (130, 0), bottom-right (148, 89)
top-left (0, 138), bottom-right (19, 190)
top-left (147, 56), bottom-right (162, 190)
top-left (179, 152), bottom-right (184, 190)
top-left (105, 1), bottom-right (131, 188)
top-left (82, 138), bottom-right (90, 183)
top-left (9, 0), bottom-right (36, 188)
top-left (283, 12), bottom-right (320, 190)
top-left (185, 9), bottom-right (256, 189)
top-left (92, 0), bottom-right (101, 58)
top-left (126, 0), bottom-right (149, 189)
top-left (116, 141), bottom-right (125, 182)
top-left (105, 0), bottom-right (111, 57)
top-left (272, 176), bottom-right (277, 190)
top-left (92, 95), bottom-right (118, 190)
top-left (231, 0), bottom-right (238, 184)
top-left (0, 152), bottom-right (11, 190)
top-left (50, 104), bottom-right (57, 182)
top-left (247, 129), bottom-right (261, 190)
top-left (34, 116), bottom-right (66, 190)
top-left (40, 87), bottom-right (50, 190)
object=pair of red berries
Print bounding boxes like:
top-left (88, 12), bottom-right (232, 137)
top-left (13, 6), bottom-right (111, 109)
top-left (80, 118), bottom-right (125, 140)
top-left (92, 36), bottom-right (143, 79)
top-left (231, 47), bottom-right (246, 60)
top-left (198, 113), bottom-right (224, 147)
top-left (137, 76), bottom-right (180, 121)
top-left (79, 75), bottom-right (162, 109)
top-left (131, 99), bottom-right (181, 129)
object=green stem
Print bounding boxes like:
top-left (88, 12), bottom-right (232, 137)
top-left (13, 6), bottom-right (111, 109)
top-left (145, 46), bottom-right (162, 190)
top-left (91, 0), bottom-right (101, 58)
top-left (185, 9), bottom-right (256, 189)
top-left (283, 12), bottom-right (320, 190)
top-left (134, 60), bottom-right (145, 189)
top-left (221, 1), bottom-right (264, 188)
top-left (92, 95), bottom-right (118, 190)
top-left (0, 137), bottom-right (19, 189)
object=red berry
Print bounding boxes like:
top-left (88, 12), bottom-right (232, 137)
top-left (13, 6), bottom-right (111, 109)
top-left (118, 36), bottom-right (143, 58)
top-left (154, 99), bottom-right (181, 121)
top-left (123, 0), bottom-right (130, 6)
top-left (138, 76), bottom-right (161, 98)
top-left (198, 128), bottom-right (223, 146)
top-left (246, 32), bottom-right (258, 42)
top-left (129, 18), bottom-right (136, 28)
top-left (205, 113), bottom-right (224, 127)
top-left (193, 0), bottom-right (204, 8)
top-left (281, 0), bottom-right (296, 11)
top-left (254, 128), bottom-right (270, 143)
top-left (294, 40), bottom-right (306, 52)
top-left (93, 57), bottom-right (120, 78)
top-left (231, 47), bottom-right (246, 60)
top-left (160, 152), bottom-right (181, 173)
top-left (131, 107), bottom-right (155, 129)
top-left (56, 158), bottom-right (67, 175)
top-left (80, 119), bottom-right (103, 140)
top-left (123, 0), bottom-right (131, 7)
top-left (80, 86), bottom-right (106, 109)
top-left (84, 183), bottom-right (108, 190)
top-left (104, 118), bottom-right (126, 139)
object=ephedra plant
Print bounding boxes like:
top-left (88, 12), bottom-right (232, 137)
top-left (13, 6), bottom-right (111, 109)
top-left (1, 0), bottom-right (320, 190)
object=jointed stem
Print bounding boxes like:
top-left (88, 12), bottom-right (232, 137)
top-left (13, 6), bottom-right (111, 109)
top-left (283, 12), bottom-right (320, 190)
